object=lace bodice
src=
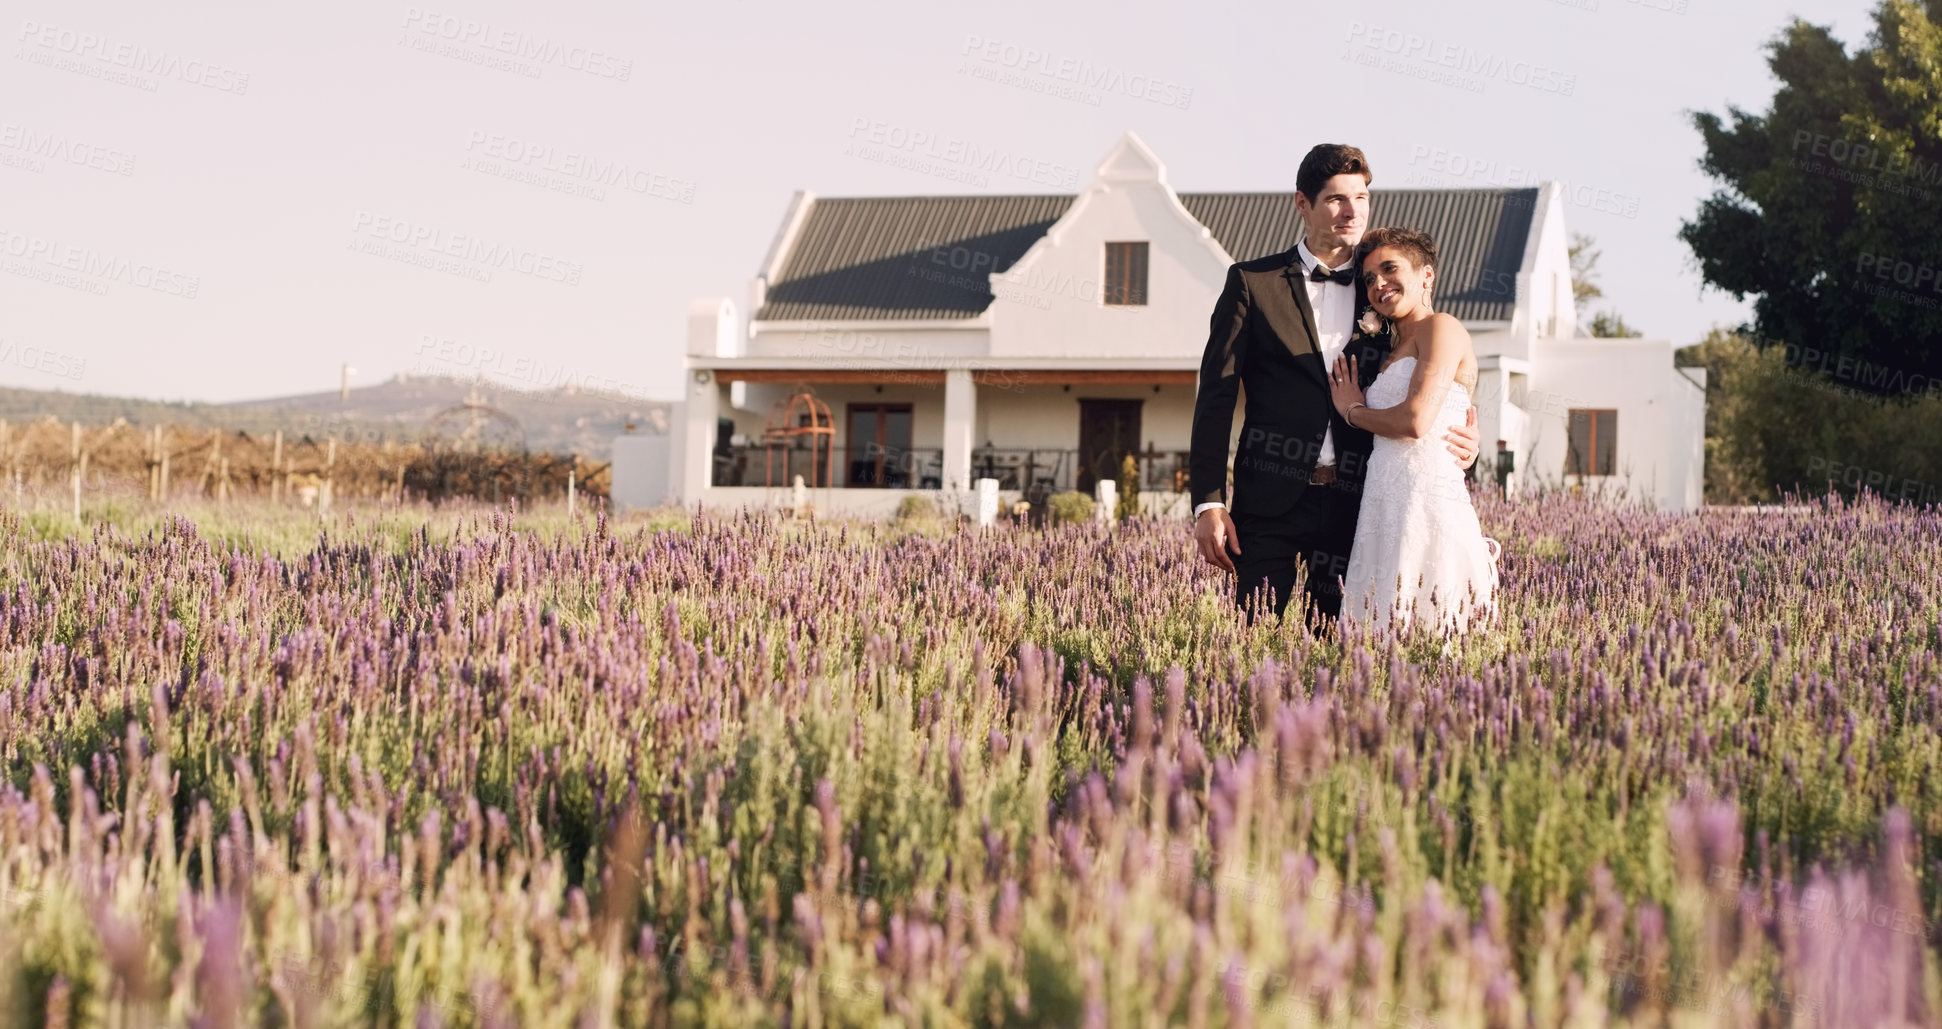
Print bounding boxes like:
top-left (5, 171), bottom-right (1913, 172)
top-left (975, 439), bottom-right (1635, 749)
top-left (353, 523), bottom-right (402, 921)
top-left (1363, 356), bottom-right (1472, 494)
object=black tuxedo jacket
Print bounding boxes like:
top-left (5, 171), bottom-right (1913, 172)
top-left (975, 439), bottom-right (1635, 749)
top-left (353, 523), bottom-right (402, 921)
top-left (1189, 246), bottom-right (1391, 520)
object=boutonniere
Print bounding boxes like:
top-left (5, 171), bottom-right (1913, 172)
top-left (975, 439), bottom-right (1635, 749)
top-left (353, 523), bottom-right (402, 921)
top-left (1356, 310), bottom-right (1385, 337)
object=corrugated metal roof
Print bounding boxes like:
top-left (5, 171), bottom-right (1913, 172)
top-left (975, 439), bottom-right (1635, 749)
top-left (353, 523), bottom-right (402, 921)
top-left (756, 195), bottom-right (1073, 321)
top-left (756, 188), bottom-right (1537, 323)
top-left (1177, 189), bottom-right (1538, 322)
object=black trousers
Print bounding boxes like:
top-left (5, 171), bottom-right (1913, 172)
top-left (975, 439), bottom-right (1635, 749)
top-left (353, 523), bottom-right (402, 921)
top-left (1229, 484), bottom-right (1362, 627)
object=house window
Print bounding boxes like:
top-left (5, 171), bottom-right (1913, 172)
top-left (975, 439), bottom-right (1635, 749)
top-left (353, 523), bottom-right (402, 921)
top-left (1566, 409), bottom-right (1617, 476)
top-left (1103, 242), bottom-right (1148, 305)
top-left (846, 404), bottom-right (914, 487)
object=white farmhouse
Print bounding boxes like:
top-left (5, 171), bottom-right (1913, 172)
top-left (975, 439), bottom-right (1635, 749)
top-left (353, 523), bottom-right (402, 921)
top-left (661, 132), bottom-right (1704, 517)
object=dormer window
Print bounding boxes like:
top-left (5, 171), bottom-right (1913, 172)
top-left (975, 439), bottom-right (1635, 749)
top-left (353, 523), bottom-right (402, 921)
top-left (1104, 242), bottom-right (1148, 305)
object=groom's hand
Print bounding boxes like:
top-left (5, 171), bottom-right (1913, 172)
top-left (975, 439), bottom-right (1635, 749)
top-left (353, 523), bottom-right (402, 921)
top-left (1446, 407), bottom-right (1480, 469)
top-left (1194, 507), bottom-right (1240, 573)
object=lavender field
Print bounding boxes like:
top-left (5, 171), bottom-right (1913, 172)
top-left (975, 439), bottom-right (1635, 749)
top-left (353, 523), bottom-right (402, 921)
top-left (0, 492), bottom-right (1937, 1027)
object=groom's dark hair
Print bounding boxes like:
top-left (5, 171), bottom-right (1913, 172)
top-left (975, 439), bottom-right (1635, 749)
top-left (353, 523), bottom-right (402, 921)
top-left (1296, 144), bottom-right (1372, 202)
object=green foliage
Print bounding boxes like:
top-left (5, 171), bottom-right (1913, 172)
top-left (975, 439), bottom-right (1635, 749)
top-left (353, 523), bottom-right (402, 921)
top-left (1114, 455), bottom-right (1141, 521)
top-left (1682, 1), bottom-right (1942, 388)
top-left (1046, 490), bottom-right (1095, 525)
top-left (1677, 327), bottom-right (1942, 503)
top-left (895, 494), bottom-right (940, 522)
top-left (1568, 232), bottom-right (1604, 307)
top-left (1589, 311), bottom-right (1643, 338)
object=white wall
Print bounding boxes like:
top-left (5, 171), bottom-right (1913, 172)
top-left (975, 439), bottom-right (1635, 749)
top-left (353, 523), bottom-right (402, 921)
top-left (987, 134), bottom-right (1231, 362)
top-left (1523, 338), bottom-right (1704, 510)
top-left (1667, 367), bottom-right (1708, 510)
top-left (610, 432), bottom-right (675, 512)
top-left (1501, 185), bottom-right (1575, 363)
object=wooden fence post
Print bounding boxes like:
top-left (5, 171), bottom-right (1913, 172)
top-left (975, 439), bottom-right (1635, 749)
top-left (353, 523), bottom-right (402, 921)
top-left (322, 436), bottom-right (336, 514)
top-left (70, 421), bottom-right (81, 521)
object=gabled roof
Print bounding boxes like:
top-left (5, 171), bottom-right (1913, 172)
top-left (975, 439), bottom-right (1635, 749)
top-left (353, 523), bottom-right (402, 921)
top-left (757, 196), bottom-right (1073, 321)
top-left (755, 188), bottom-right (1538, 323)
top-left (1179, 189), bottom-right (1538, 322)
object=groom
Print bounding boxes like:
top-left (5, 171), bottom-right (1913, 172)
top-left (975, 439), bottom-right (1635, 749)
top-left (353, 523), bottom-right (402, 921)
top-left (1189, 143), bottom-right (1480, 624)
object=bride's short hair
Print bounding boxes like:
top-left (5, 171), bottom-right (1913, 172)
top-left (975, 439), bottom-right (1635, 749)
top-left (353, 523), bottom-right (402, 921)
top-left (1357, 227), bottom-right (1437, 273)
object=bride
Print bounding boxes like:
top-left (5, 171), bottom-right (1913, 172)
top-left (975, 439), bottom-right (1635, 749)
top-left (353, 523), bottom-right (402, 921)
top-left (1326, 227), bottom-right (1499, 635)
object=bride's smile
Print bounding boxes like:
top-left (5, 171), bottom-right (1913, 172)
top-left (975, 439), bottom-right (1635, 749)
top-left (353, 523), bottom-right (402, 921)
top-left (1361, 245), bottom-right (1435, 319)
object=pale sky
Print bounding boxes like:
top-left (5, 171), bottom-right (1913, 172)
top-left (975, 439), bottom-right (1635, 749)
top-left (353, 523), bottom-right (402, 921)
top-left (0, 0), bottom-right (1878, 404)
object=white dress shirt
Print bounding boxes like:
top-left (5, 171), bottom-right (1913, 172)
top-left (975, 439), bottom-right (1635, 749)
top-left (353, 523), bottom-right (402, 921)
top-left (1195, 238), bottom-right (1357, 517)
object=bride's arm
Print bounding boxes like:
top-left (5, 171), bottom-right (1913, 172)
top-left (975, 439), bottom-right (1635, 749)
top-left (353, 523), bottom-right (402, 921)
top-left (1328, 315), bottom-right (1469, 440)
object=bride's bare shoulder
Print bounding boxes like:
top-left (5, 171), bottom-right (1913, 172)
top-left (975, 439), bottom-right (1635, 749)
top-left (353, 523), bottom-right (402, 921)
top-left (1427, 312), bottom-right (1470, 341)
top-left (1426, 313), bottom-right (1476, 390)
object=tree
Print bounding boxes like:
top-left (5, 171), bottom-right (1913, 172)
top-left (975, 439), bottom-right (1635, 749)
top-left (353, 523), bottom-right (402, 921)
top-left (1677, 326), bottom-right (1942, 503)
top-left (1569, 234), bottom-right (1643, 336)
top-left (1682, 0), bottom-right (1942, 394)
top-left (1590, 312), bottom-right (1643, 338)
top-left (1568, 233), bottom-right (1604, 307)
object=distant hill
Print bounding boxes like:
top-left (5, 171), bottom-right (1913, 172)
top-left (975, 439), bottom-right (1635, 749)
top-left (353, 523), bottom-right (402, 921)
top-left (0, 375), bottom-right (672, 459)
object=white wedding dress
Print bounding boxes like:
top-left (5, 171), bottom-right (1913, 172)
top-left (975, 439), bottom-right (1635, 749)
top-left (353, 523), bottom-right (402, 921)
top-left (1341, 356), bottom-right (1500, 634)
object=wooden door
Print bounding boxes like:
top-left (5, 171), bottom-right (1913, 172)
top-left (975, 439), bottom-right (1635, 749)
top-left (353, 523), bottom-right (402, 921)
top-left (1077, 399), bottom-right (1142, 494)
top-left (846, 404), bottom-right (914, 487)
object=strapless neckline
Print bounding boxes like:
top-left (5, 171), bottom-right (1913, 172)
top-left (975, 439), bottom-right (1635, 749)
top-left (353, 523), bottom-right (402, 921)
top-left (1375, 355), bottom-right (1469, 395)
